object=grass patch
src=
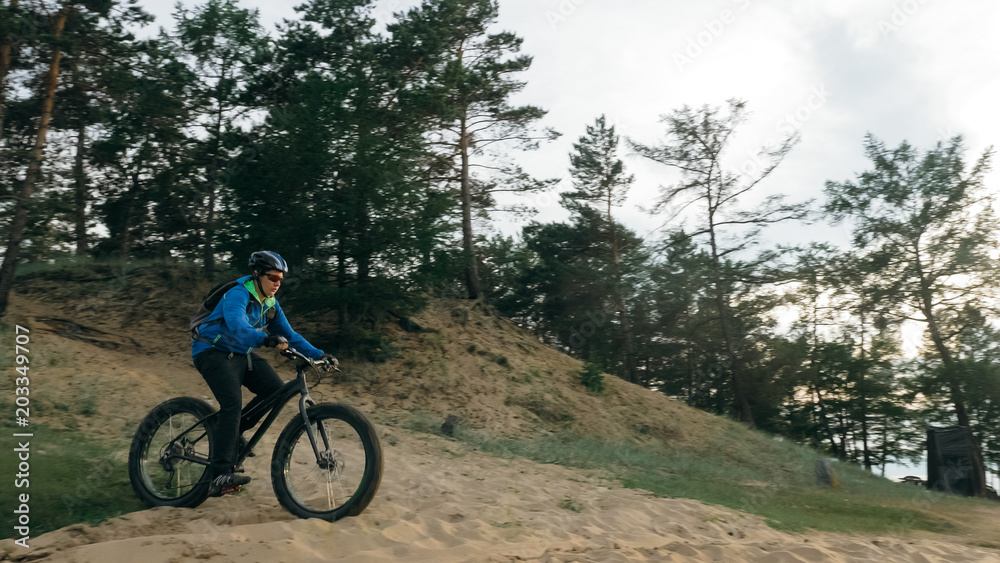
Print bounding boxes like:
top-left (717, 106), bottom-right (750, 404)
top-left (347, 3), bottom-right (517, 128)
top-left (578, 358), bottom-right (605, 394)
top-left (451, 430), bottom-right (988, 536)
top-left (0, 422), bottom-right (144, 538)
top-left (506, 390), bottom-right (574, 425)
top-left (404, 410), bottom-right (445, 434)
top-left (559, 497), bottom-right (583, 512)
top-left (12, 256), bottom-right (181, 280)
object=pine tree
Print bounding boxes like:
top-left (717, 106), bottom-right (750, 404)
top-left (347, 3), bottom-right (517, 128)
top-left (88, 36), bottom-right (192, 260)
top-left (224, 0), bottom-right (455, 345)
top-left (171, 0), bottom-right (270, 275)
top-left (0, 0), bottom-right (70, 317)
top-left (636, 233), bottom-right (717, 403)
top-left (506, 204), bottom-right (650, 383)
top-left (564, 115), bottom-right (639, 383)
top-left (825, 134), bottom-right (998, 495)
top-left (52, 0), bottom-right (152, 256)
top-left (630, 99), bottom-right (808, 428)
top-left (0, 0), bottom-right (20, 143)
top-left (405, 0), bottom-right (557, 299)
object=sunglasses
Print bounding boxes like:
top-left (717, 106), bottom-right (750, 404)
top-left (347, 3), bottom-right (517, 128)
top-left (262, 273), bottom-right (284, 283)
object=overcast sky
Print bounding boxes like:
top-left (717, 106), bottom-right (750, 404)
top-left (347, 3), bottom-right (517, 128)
top-left (138, 0), bottom-right (1000, 248)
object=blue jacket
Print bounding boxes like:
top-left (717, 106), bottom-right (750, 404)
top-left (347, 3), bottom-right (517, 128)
top-left (191, 275), bottom-right (324, 360)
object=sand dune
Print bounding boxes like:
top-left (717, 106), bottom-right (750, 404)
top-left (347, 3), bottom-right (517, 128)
top-left (3, 429), bottom-right (998, 563)
top-left (5, 281), bottom-right (1000, 562)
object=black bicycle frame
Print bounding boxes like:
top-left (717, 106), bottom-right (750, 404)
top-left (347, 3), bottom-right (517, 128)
top-left (164, 355), bottom-right (330, 474)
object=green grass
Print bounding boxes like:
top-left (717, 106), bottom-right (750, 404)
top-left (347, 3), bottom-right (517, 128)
top-left (404, 410), bottom-right (446, 434)
top-left (447, 429), bottom-right (990, 536)
top-left (558, 497), bottom-right (583, 512)
top-left (0, 422), bottom-right (144, 539)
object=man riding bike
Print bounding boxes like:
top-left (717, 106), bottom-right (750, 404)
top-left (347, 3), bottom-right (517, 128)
top-left (192, 250), bottom-right (333, 496)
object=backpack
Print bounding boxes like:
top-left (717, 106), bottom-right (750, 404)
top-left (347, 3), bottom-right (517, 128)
top-left (190, 279), bottom-right (276, 343)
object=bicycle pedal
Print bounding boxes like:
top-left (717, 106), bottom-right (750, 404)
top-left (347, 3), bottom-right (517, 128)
top-left (209, 484), bottom-right (244, 497)
top-left (221, 484), bottom-right (242, 496)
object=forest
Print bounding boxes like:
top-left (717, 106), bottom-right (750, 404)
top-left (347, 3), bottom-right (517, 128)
top-left (2, 0), bottom-right (999, 493)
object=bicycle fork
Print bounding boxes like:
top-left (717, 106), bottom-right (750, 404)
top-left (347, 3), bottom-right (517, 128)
top-left (298, 390), bottom-right (336, 470)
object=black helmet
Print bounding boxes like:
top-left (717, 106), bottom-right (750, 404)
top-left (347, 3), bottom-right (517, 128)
top-left (249, 251), bottom-right (289, 275)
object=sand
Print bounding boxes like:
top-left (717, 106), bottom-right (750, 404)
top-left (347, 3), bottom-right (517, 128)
top-left (3, 428), bottom-right (999, 562)
top-left (4, 274), bottom-right (1000, 562)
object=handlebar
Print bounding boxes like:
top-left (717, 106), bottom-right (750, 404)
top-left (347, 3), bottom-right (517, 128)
top-left (280, 346), bottom-right (340, 372)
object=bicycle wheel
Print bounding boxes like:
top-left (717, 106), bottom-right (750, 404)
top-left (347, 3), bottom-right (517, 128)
top-left (271, 403), bottom-right (383, 521)
top-left (128, 397), bottom-right (215, 508)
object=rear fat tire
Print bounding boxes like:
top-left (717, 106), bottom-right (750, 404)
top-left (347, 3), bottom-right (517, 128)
top-left (271, 403), bottom-right (383, 521)
top-left (128, 397), bottom-right (216, 508)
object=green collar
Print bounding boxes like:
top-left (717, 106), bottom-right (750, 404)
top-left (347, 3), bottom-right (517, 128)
top-left (244, 279), bottom-right (276, 308)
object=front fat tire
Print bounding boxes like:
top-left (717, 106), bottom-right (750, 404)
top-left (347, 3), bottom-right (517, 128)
top-left (271, 403), bottom-right (383, 521)
top-left (128, 396), bottom-right (216, 508)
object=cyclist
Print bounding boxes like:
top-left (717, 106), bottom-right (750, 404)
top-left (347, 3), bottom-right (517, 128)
top-left (192, 250), bottom-right (333, 496)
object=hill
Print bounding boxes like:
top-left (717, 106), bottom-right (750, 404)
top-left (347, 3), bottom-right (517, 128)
top-left (2, 262), bottom-right (1000, 562)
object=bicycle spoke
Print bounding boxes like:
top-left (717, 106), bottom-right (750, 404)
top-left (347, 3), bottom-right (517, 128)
top-left (142, 412), bottom-right (210, 500)
top-left (129, 397), bottom-right (218, 509)
top-left (281, 415), bottom-right (368, 514)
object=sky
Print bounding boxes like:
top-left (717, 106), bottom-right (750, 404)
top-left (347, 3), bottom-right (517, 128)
top-left (136, 0), bottom-right (1000, 248)
top-left (135, 0), bottom-right (1000, 481)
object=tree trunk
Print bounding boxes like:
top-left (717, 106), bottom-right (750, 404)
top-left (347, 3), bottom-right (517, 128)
top-left (857, 308), bottom-right (872, 471)
top-left (73, 124), bottom-right (89, 256)
top-left (120, 169), bottom-right (141, 260)
top-left (715, 286), bottom-right (754, 426)
top-left (925, 313), bottom-right (987, 496)
top-left (917, 254), bottom-right (988, 496)
top-left (357, 204), bottom-right (370, 283)
top-left (609, 196), bottom-right (639, 384)
top-left (861, 399), bottom-right (872, 471)
top-left (807, 299), bottom-right (840, 458)
top-left (880, 416), bottom-right (888, 477)
top-left (686, 346), bottom-right (695, 405)
top-left (204, 180), bottom-right (216, 275)
top-left (812, 384), bottom-right (840, 459)
top-left (459, 112), bottom-right (481, 300)
top-left (0, 1), bottom-right (69, 317)
top-left (838, 413), bottom-right (849, 460)
top-left (707, 213), bottom-right (755, 427)
top-left (0, 0), bottom-right (18, 143)
top-left (337, 238), bottom-right (348, 329)
top-left (203, 94), bottom-right (226, 277)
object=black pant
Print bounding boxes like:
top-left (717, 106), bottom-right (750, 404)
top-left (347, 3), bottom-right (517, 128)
top-left (194, 350), bottom-right (284, 475)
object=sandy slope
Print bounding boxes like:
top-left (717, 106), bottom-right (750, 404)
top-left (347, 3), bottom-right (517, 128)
top-left (4, 272), bottom-right (1000, 561)
top-left (3, 428), bottom-right (1000, 562)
